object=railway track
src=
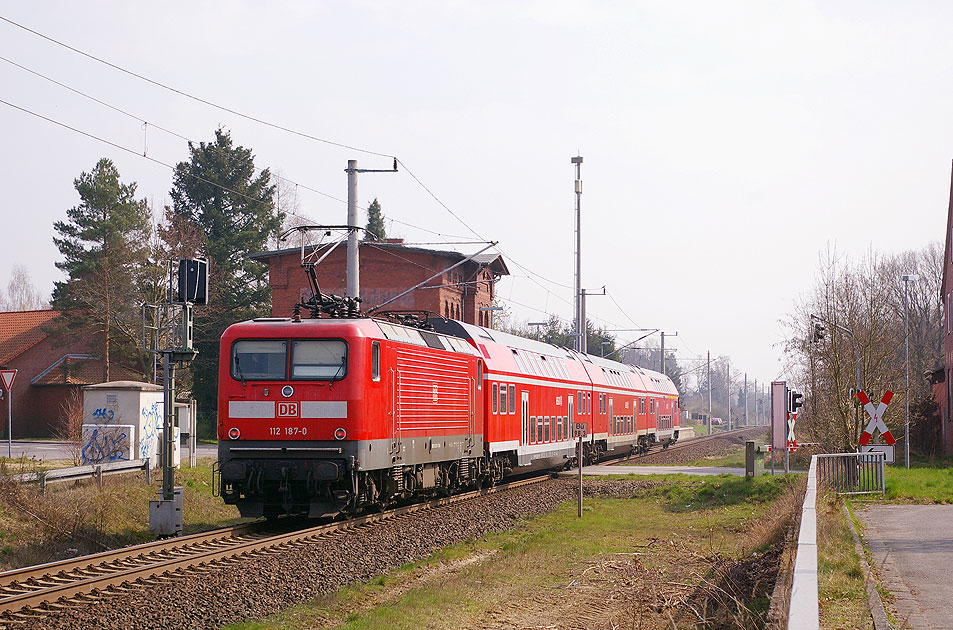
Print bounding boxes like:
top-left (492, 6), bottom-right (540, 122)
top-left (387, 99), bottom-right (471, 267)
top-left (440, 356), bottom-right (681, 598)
top-left (662, 425), bottom-right (765, 454)
top-left (0, 475), bottom-right (549, 627)
top-left (611, 426), bottom-right (767, 465)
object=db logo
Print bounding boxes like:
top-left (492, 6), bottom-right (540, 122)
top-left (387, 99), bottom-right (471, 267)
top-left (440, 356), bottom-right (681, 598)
top-left (277, 402), bottom-right (299, 417)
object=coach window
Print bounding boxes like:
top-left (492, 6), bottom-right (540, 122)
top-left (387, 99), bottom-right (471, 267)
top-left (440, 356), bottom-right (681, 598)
top-left (492, 383), bottom-right (499, 414)
top-left (529, 416), bottom-right (536, 444)
top-left (371, 341), bottom-right (381, 382)
top-left (477, 361), bottom-right (482, 389)
top-left (508, 384), bottom-right (516, 413)
top-left (232, 340), bottom-right (287, 380)
top-left (537, 417), bottom-right (545, 443)
top-left (500, 384), bottom-right (507, 416)
top-left (290, 339), bottom-right (347, 380)
top-left (544, 416), bottom-right (550, 442)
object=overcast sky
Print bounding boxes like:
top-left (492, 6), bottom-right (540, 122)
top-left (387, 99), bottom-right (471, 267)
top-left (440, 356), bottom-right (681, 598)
top-left (1, 1), bottom-right (950, 388)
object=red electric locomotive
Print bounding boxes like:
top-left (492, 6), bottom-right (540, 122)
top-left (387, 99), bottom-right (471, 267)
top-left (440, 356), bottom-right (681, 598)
top-left (216, 315), bottom-right (679, 518)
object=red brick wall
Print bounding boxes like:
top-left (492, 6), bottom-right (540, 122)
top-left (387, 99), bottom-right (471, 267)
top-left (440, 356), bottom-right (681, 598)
top-left (0, 335), bottom-right (91, 438)
top-left (265, 246), bottom-right (496, 325)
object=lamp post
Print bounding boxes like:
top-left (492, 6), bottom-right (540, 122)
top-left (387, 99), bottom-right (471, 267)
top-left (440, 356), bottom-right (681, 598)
top-left (528, 321), bottom-right (547, 341)
top-left (901, 274), bottom-right (918, 469)
top-left (600, 340), bottom-right (611, 357)
top-left (811, 313), bottom-right (863, 443)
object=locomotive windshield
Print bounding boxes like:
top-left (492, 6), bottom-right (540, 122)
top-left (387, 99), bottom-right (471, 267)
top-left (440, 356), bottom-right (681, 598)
top-left (231, 340), bottom-right (287, 380)
top-left (230, 339), bottom-right (348, 381)
top-left (291, 339), bottom-right (348, 380)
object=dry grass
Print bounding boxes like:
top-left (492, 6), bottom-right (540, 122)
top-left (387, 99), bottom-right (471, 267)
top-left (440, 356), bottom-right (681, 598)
top-left (229, 476), bottom-right (800, 630)
top-left (0, 458), bottom-right (248, 570)
top-left (742, 476), bottom-right (806, 556)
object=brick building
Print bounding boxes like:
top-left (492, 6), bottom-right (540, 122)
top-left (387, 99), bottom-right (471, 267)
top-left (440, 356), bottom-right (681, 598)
top-left (938, 163), bottom-right (953, 455)
top-left (250, 239), bottom-right (508, 325)
top-left (0, 310), bottom-right (140, 438)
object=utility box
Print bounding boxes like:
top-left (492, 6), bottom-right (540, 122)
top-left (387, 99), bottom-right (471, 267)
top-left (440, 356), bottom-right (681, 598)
top-left (745, 440), bottom-right (764, 477)
top-left (149, 486), bottom-right (184, 536)
top-left (82, 381), bottom-right (174, 467)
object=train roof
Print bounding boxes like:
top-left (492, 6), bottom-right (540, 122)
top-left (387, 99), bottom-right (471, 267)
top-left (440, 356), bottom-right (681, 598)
top-left (223, 317), bottom-right (480, 357)
top-left (429, 318), bottom-right (678, 396)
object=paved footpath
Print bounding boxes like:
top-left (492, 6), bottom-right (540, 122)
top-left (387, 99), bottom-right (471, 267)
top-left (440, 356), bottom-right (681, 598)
top-left (5, 440), bottom-right (217, 461)
top-left (559, 464), bottom-right (745, 477)
top-left (857, 504), bottom-right (953, 630)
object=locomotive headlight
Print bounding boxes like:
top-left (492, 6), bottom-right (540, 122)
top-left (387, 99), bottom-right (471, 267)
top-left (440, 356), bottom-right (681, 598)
top-left (281, 385), bottom-right (294, 398)
top-left (333, 427), bottom-right (347, 440)
top-left (227, 427), bottom-right (241, 440)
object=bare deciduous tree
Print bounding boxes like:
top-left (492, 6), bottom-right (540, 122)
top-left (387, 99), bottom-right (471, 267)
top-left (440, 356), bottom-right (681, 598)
top-left (783, 243), bottom-right (942, 452)
top-left (0, 265), bottom-right (49, 311)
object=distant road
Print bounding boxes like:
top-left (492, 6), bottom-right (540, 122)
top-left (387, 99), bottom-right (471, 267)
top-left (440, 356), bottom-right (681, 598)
top-left (6, 440), bottom-right (217, 462)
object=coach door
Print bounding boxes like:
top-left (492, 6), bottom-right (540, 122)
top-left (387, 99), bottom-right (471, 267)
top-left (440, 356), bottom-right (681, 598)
top-left (390, 367), bottom-right (402, 459)
top-left (521, 391), bottom-right (529, 446)
top-left (567, 394), bottom-right (574, 444)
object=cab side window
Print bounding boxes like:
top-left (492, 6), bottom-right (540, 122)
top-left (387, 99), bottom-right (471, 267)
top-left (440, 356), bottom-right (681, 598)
top-left (371, 341), bottom-right (381, 382)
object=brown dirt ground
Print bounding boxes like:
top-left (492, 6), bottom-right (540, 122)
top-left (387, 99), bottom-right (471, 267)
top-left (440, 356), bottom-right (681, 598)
top-left (284, 540), bottom-right (782, 630)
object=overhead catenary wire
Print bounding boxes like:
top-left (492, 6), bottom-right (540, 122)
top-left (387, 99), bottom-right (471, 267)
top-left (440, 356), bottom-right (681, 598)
top-left (0, 97), bottom-right (279, 210)
top-left (1, 15), bottom-right (582, 291)
top-left (0, 55), bottom-right (486, 253)
top-left (2, 15), bottom-right (707, 361)
top-left (0, 14), bottom-right (393, 159)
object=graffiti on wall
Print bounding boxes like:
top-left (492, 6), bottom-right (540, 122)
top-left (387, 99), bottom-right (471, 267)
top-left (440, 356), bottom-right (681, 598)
top-left (139, 401), bottom-right (162, 460)
top-left (80, 425), bottom-right (132, 463)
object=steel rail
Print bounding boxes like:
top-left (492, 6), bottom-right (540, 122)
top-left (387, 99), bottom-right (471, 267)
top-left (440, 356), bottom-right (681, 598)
top-left (0, 521), bottom-right (266, 591)
top-left (612, 426), bottom-right (766, 463)
top-left (0, 475), bottom-right (549, 623)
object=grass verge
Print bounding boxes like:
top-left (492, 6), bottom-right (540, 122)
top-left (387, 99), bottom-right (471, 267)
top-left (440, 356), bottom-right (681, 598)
top-left (227, 475), bottom-right (801, 630)
top-left (816, 489), bottom-right (872, 629)
top-left (0, 457), bottom-right (248, 570)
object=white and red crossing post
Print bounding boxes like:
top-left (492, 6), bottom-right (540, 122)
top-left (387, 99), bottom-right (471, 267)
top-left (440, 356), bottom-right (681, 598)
top-left (856, 390), bottom-right (896, 463)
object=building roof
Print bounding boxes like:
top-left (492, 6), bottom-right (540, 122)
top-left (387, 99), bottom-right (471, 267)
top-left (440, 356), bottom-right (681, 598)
top-left (30, 355), bottom-right (144, 386)
top-left (84, 380), bottom-right (162, 391)
top-left (249, 242), bottom-right (509, 276)
top-left (0, 310), bottom-right (60, 365)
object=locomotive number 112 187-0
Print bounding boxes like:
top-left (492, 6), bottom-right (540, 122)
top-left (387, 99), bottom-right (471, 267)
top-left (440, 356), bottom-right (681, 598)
top-left (269, 426), bottom-right (308, 436)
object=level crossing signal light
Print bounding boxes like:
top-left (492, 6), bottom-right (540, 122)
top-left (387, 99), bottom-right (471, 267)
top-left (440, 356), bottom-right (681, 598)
top-left (789, 391), bottom-right (804, 414)
top-left (812, 322), bottom-right (826, 342)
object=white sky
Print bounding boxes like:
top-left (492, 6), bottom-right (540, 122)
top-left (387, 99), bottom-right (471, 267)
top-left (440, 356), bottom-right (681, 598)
top-left (1, 1), bottom-right (950, 388)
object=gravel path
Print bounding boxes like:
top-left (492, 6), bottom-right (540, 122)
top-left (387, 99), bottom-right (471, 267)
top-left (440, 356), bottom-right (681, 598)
top-left (29, 479), bottom-right (664, 630)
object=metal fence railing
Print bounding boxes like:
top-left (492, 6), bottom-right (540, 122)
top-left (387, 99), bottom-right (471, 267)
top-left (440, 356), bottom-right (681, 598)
top-left (10, 458), bottom-right (150, 492)
top-left (816, 452), bottom-right (885, 494)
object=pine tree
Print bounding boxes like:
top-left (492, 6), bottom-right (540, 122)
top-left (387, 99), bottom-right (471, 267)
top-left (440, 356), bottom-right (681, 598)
top-left (169, 129), bottom-right (280, 432)
top-left (52, 158), bottom-right (152, 381)
top-left (364, 198), bottom-right (386, 241)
